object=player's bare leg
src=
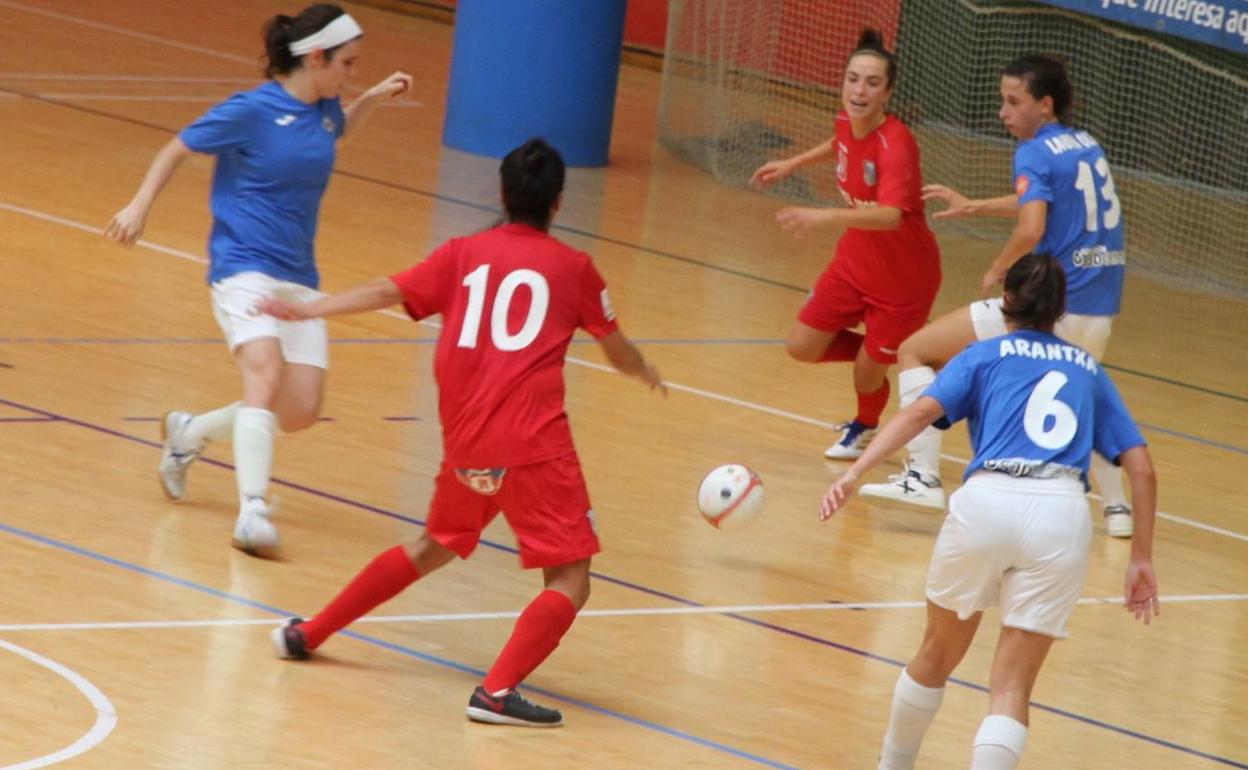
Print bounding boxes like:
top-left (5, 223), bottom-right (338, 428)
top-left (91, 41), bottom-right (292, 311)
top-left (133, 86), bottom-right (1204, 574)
top-left (785, 321), bottom-right (885, 459)
top-left (875, 601), bottom-right (981, 770)
top-left (968, 627), bottom-right (1054, 769)
top-left (861, 306), bottom-right (975, 510)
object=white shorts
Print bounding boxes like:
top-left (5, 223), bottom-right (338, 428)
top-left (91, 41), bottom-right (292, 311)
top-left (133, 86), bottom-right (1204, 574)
top-left (926, 473), bottom-right (1092, 638)
top-left (210, 272), bottom-right (329, 369)
top-left (969, 297), bottom-right (1114, 359)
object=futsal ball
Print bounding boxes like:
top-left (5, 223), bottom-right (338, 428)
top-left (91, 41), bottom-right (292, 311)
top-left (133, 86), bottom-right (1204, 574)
top-left (697, 464), bottom-right (765, 531)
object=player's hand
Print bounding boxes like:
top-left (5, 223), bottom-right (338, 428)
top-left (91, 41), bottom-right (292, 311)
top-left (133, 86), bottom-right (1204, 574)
top-left (979, 266), bottom-right (1004, 298)
top-left (922, 184), bottom-right (975, 219)
top-left (639, 362), bottom-right (668, 398)
top-left (367, 71), bottom-right (413, 100)
top-left (776, 206), bottom-right (836, 237)
top-left (751, 160), bottom-right (793, 189)
top-left (1123, 558), bottom-right (1160, 625)
top-left (104, 203), bottom-right (148, 247)
top-left (820, 471), bottom-right (859, 521)
top-left (254, 297), bottom-right (309, 321)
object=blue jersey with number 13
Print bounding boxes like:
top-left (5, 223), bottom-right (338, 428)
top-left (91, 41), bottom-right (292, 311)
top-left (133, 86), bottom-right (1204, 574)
top-left (1014, 123), bottom-right (1125, 315)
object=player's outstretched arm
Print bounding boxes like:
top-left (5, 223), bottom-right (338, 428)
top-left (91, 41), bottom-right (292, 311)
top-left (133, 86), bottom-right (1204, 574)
top-left (256, 277), bottom-right (403, 321)
top-left (105, 137), bottom-right (195, 247)
top-left (922, 185), bottom-right (1021, 220)
top-left (750, 139), bottom-right (835, 189)
top-left (342, 71), bottom-right (413, 141)
top-left (597, 330), bottom-right (666, 397)
top-left (980, 200), bottom-right (1047, 297)
top-left (1119, 445), bottom-right (1160, 624)
top-left (820, 396), bottom-right (945, 520)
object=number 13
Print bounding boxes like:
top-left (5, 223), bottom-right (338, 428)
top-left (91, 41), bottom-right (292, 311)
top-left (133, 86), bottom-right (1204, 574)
top-left (1074, 158), bottom-right (1121, 233)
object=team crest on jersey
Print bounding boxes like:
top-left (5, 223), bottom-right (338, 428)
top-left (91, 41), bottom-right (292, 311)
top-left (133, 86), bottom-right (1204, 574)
top-left (455, 467), bottom-right (507, 496)
top-left (1015, 174), bottom-right (1030, 196)
top-left (322, 116), bottom-right (337, 134)
top-left (863, 161), bottom-right (877, 187)
top-left (836, 143), bottom-right (848, 183)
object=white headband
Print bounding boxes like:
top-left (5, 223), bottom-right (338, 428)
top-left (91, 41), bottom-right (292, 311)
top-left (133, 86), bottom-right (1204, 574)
top-left (288, 14), bottom-right (363, 56)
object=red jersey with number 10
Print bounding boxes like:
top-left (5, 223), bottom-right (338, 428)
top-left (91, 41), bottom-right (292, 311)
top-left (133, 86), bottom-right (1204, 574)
top-left (390, 223), bottom-right (619, 467)
top-left (832, 112), bottom-right (941, 305)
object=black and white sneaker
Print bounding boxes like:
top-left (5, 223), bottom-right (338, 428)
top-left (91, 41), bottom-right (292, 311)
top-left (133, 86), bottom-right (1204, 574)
top-left (466, 686), bottom-right (563, 727)
top-left (859, 464), bottom-right (945, 511)
top-left (271, 617), bottom-right (310, 660)
top-left (1104, 505), bottom-right (1134, 538)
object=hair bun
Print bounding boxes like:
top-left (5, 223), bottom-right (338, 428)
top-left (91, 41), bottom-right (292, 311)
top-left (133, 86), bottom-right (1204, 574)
top-left (856, 28), bottom-right (885, 50)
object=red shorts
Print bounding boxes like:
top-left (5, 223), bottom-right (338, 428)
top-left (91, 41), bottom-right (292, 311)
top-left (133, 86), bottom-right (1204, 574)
top-left (798, 265), bottom-right (935, 364)
top-left (426, 452), bottom-right (601, 569)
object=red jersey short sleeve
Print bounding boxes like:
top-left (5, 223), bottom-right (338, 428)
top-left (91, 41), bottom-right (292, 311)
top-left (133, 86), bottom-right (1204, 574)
top-left (395, 223), bottom-right (616, 468)
top-left (577, 260), bottom-right (619, 339)
top-left (390, 240), bottom-right (457, 320)
top-left (831, 112), bottom-right (941, 308)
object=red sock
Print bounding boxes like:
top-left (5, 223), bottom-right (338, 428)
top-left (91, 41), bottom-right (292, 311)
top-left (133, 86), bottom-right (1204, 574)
top-left (819, 330), bottom-right (865, 362)
top-left (300, 545), bottom-right (421, 649)
top-left (855, 378), bottom-right (890, 428)
top-left (482, 590), bottom-right (578, 693)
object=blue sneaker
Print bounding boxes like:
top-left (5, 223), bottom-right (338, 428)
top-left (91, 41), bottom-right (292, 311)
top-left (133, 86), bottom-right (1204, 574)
top-left (824, 420), bottom-right (877, 460)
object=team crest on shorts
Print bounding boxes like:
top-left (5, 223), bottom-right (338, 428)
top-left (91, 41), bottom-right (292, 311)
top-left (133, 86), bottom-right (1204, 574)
top-left (455, 467), bottom-right (507, 496)
top-left (322, 116), bottom-right (337, 134)
top-left (863, 161), bottom-right (877, 186)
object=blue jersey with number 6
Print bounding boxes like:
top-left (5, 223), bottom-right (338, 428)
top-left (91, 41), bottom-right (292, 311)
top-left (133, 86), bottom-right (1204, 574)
top-left (924, 330), bottom-right (1145, 486)
top-left (1014, 123), bottom-right (1125, 316)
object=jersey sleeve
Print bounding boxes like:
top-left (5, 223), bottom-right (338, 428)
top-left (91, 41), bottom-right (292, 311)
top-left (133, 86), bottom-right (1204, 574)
top-left (1013, 143), bottom-right (1053, 205)
top-left (923, 346), bottom-right (978, 429)
top-left (180, 93), bottom-right (255, 154)
top-left (389, 241), bottom-right (456, 321)
top-left (1091, 370), bottom-right (1147, 464)
top-left (874, 127), bottom-right (921, 212)
top-left (577, 258), bottom-right (620, 339)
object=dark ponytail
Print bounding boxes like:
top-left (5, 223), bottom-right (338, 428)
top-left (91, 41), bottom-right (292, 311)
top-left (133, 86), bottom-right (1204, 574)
top-left (1002, 253), bottom-right (1066, 332)
top-left (500, 138), bottom-right (566, 230)
top-left (1003, 54), bottom-right (1075, 125)
top-left (263, 4), bottom-right (349, 78)
top-left (848, 28), bottom-right (898, 88)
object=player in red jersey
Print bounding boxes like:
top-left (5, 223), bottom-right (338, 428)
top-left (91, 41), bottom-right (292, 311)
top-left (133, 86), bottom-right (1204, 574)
top-left (751, 28), bottom-right (941, 461)
top-left (258, 139), bottom-right (664, 727)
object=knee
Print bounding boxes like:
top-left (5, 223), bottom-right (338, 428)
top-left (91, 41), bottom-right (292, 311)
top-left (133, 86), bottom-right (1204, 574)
top-left (277, 407), bottom-right (319, 433)
top-left (568, 578), bottom-right (590, 611)
top-left (786, 338), bottom-right (821, 363)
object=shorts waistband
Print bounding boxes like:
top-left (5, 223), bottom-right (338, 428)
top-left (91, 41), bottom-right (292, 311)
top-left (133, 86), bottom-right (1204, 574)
top-left (966, 471), bottom-right (1084, 496)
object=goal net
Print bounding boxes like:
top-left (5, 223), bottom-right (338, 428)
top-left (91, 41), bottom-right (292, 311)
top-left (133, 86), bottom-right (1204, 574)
top-left (657, 0), bottom-right (1248, 298)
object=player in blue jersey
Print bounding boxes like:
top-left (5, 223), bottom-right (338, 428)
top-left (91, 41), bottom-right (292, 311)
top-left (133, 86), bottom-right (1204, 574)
top-left (105, 4), bottom-right (412, 555)
top-left (821, 253), bottom-right (1159, 770)
top-left (861, 54), bottom-right (1134, 538)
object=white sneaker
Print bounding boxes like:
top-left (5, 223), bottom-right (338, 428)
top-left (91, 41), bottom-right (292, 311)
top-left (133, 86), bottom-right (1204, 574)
top-left (859, 465), bottom-right (946, 511)
top-left (232, 496), bottom-right (279, 556)
top-left (158, 411), bottom-right (201, 501)
top-left (824, 420), bottom-right (878, 460)
top-left (1104, 505), bottom-right (1133, 538)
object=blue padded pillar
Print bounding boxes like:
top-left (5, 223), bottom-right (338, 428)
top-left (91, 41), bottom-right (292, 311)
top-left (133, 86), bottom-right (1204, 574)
top-left (442, 0), bottom-right (628, 167)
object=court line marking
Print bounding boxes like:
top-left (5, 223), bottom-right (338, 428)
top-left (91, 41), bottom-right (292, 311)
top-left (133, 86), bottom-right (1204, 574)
top-left (2, 197), bottom-right (1247, 546)
top-left (1, 2), bottom-right (1243, 406)
top-left (0, 639), bottom-right (118, 770)
top-left (0, 515), bottom-right (1244, 770)
top-left (0, 522), bottom-right (796, 770)
top-left (1, 593), bottom-right (1244, 633)
top-left (0, 398), bottom-right (1244, 769)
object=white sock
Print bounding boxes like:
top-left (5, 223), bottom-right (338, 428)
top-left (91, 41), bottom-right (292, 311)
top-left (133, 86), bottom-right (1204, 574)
top-left (898, 367), bottom-right (941, 479)
top-left (877, 668), bottom-right (945, 770)
top-left (1090, 453), bottom-right (1128, 509)
top-left (183, 401), bottom-right (240, 448)
top-left (234, 407), bottom-right (275, 505)
top-left (970, 715), bottom-right (1028, 770)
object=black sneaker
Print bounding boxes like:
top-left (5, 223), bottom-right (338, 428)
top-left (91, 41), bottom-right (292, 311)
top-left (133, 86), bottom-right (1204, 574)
top-left (466, 686), bottom-right (563, 727)
top-left (271, 617), bottom-right (310, 660)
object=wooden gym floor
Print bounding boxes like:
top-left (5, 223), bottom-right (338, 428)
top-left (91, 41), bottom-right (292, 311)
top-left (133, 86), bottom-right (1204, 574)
top-left (0, 2), bottom-right (1245, 768)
